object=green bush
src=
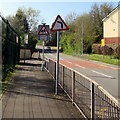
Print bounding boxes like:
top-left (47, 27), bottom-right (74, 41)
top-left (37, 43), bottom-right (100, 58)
top-left (115, 45), bottom-right (120, 59)
top-left (61, 34), bottom-right (82, 55)
top-left (110, 55), bottom-right (118, 59)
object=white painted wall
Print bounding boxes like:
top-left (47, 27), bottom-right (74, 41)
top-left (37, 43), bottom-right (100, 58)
top-left (103, 7), bottom-right (120, 38)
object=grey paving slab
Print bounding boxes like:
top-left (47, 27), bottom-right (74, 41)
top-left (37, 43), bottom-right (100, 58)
top-left (1, 57), bottom-right (85, 119)
top-left (23, 95), bottom-right (30, 118)
top-left (2, 94), bottom-right (16, 118)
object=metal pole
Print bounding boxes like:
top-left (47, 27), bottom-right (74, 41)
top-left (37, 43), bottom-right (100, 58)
top-left (62, 66), bottom-right (64, 89)
top-left (56, 31), bottom-right (60, 95)
top-left (38, 50), bottom-right (40, 59)
top-left (91, 82), bottom-right (95, 120)
top-left (24, 44), bottom-right (26, 64)
top-left (42, 40), bottom-right (45, 61)
top-left (41, 40), bottom-right (45, 71)
top-left (72, 71), bottom-right (75, 105)
top-left (41, 23), bottom-right (46, 71)
top-left (82, 23), bottom-right (84, 56)
top-left (42, 23), bottom-right (46, 61)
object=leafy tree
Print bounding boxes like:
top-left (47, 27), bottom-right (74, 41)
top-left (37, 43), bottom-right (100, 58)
top-left (6, 7), bottom-right (42, 55)
top-left (7, 7), bottom-right (41, 33)
top-left (76, 14), bottom-right (97, 53)
top-left (26, 7), bottom-right (41, 32)
top-left (89, 3), bottom-right (113, 43)
top-left (26, 33), bottom-right (37, 56)
top-left (46, 31), bottom-right (57, 46)
top-left (61, 13), bottom-right (95, 54)
top-left (7, 8), bottom-right (28, 35)
top-left (61, 2), bottom-right (113, 54)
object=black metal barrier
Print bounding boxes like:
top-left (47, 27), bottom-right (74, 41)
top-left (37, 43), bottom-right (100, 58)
top-left (1, 14), bottom-right (20, 81)
top-left (44, 57), bottom-right (120, 119)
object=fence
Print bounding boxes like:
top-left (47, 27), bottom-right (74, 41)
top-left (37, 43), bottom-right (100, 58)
top-left (1, 14), bottom-right (20, 80)
top-left (44, 57), bottom-right (120, 119)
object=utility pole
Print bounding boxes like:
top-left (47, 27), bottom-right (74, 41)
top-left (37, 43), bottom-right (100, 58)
top-left (82, 23), bottom-right (84, 56)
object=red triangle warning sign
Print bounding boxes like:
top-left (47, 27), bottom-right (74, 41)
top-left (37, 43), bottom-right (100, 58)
top-left (38, 24), bottom-right (49, 35)
top-left (51, 15), bottom-right (69, 31)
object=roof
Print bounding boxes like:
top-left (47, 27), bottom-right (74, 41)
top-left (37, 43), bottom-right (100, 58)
top-left (102, 4), bottom-right (120, 22)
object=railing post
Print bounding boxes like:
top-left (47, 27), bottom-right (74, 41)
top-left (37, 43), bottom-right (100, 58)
top-left (46, 60), bottom-right (48, 70)
top-left (91, 82), bottom-right (95, 120)
top-left (48, 59), bottom-right (50, 71)
top-left (72, 71), bottom-right (75, 105)
top-left (54, 62), bottom-right (56, 80)
top-left (62, 66), bottom-right (64, 89)
top-left (44, 58), bottom-right (48, 70)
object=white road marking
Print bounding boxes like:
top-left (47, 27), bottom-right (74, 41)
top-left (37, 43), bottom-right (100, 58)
top-left (92, 70), bottom-right (113, 78)
top-left (46, 54), bottom-right (86, 69)
top-left (75, 64), bottom-right (85, 69)
top-left (67, 61), bottom-right (73, 64)
top-left (60, 58), bottom-right (64, 60)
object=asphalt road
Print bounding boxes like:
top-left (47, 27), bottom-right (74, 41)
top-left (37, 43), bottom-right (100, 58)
top-left (36, 45), bottom-right (119, 101)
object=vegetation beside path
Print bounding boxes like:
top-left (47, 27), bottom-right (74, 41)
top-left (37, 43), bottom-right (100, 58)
top-left (0, 65), bottom-right (19, 94)
top-left (64, 51), bottom-right (120, 66)
top-left (42, 45), bottom-right (119, 66)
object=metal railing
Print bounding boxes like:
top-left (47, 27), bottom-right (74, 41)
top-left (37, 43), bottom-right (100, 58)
top-left (1, 14), bottom-right (20, 81)
top-left (44, 57), bottom-right (120, 119)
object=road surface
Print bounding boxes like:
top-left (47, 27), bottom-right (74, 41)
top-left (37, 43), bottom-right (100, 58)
top-left (36, 45), bottom-right (119, 101)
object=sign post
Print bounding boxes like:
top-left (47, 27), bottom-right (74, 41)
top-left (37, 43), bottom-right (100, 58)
top-left (56, 31), bottom-right (60, 95)
top-left (51, 15), bottom-right (69, 95)
top-left (42, 40), bottom-right (45, 64)
top-left (38, 23), bottom-right (49, 71)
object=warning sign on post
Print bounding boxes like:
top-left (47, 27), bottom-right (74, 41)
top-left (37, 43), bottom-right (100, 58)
top-left (38, 25), bottom-right (50, 41)
top-left (40, 35), bottom-right (47, 41)
top-left (50, 15), bottom-right (69, 95)
top-left (51, 15), bottom-right (69, 31)
top-left (38, 24), bottom-right (49, 35)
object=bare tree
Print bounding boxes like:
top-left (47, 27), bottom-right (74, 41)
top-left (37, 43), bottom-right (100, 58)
top-left (65, 12), bottom-right (78, 24)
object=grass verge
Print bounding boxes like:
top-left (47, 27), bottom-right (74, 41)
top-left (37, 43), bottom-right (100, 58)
top-left (64, 51), bottom-right (120, 66)
top-left (0, 65), bottom-right (20, 95)
top-left (82, 54), bottom-right (120, 66)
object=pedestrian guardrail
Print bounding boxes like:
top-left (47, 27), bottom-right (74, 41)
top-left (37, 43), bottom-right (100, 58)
top-left (44, 57), bottom-right (120, 119)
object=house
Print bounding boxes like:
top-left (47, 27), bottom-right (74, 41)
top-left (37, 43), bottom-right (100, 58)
top-left (102, 4), bottom-right (120, 46)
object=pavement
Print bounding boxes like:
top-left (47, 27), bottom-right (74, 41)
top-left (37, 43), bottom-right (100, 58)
top-left (1, 54), bottom-right (84, 119)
